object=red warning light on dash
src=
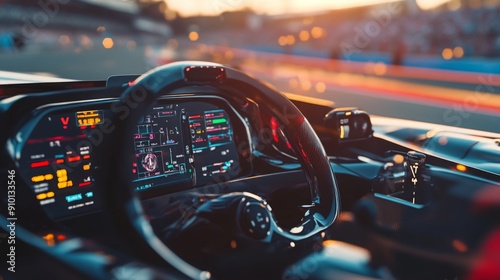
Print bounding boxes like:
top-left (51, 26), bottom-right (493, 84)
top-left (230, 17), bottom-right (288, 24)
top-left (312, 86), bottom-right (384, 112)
top-left (60, 117), bottom-right (70, 129)
top-left (31, 160), bottom-right (50, 168)
top-left (78, 181), bottom-right (92, 187)
top-left (67, 155), bottom-right (81, 163)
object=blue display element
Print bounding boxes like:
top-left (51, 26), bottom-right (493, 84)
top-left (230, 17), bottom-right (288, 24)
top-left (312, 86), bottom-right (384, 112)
top-left (66, 193), bottom-right (83, 203)
top-left (85, 192), bottom-right (93, 198)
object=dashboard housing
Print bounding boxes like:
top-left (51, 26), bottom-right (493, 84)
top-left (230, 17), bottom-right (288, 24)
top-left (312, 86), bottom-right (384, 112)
top-left (11, 95), bottom-right (253, 220)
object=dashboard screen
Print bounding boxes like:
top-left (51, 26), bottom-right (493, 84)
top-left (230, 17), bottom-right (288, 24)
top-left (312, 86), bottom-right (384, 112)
top-left (132, 101), bottom-right (239, 191)
top-left (132, 103), bottom-right (191, 189)
top-left (20, 109), bottom-right (107, 219)
top-left (20, 100), bottom-right (241, 220)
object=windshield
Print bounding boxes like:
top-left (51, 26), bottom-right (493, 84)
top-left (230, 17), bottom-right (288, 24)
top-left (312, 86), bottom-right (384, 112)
top-left (1, 0), bottom-right (499, 132)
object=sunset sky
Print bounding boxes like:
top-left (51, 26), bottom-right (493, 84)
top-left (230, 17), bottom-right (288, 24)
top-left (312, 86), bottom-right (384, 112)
top-left (165, 0), bottom-right (406, 16)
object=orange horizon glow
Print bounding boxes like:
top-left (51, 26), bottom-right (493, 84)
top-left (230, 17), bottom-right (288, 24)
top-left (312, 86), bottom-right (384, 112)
top-left (416, 0), bottom-right (452, 10)
top-left (165, 0), bottom-right (403, 17)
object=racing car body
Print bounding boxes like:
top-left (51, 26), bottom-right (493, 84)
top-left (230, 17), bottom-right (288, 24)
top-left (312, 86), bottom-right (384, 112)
top-left (1, 63), bottom-right (499, 279)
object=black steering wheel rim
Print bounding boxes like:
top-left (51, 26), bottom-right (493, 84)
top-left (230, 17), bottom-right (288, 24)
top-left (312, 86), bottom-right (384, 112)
top-left (107, 61), bottom-right (340, 278)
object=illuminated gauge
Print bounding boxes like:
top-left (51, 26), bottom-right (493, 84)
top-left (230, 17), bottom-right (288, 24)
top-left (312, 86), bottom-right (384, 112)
top-left (142, 153), bottom-right (158, 172)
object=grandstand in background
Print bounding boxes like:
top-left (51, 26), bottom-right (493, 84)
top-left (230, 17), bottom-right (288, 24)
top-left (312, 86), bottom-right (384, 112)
top-left (0, 0), bottom-right (171, 36)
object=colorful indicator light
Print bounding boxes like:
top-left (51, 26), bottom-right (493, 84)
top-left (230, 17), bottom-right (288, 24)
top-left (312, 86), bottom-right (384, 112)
top-left (31, 160), bottom-right (49, 168)
top-left (58, 176), bottom-right (68, 183)
top-left (58, 180), bottom-right (73, 189)
top-left (60, 117), bottom-right (69, 129)
top-left (65, 193), bottom-right (82, 203)
top-left (43, 233), bottom-right (55, 246)
top-left (456, 164), bottom-right (467, 172)
top-left (78, 181), bottom-right (91, 187)
top-left (36, 191), bottom-right (54, 200)
top-left (56, 234), bottom-right (66, 241)
top-left (76, 110), bottom-right (104, 126)
top-left (68, 156), bottom-right (81, 162)
top-left (32, 174), bottom-right (54, 182)
top-left (32, 175), bottom-right (44, 183)
top-left (212, 118), bottom-right (227, 124)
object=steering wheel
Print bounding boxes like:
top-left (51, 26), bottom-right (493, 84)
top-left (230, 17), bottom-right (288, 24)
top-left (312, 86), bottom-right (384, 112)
top-left (105, 61), bottom-right (340, 279)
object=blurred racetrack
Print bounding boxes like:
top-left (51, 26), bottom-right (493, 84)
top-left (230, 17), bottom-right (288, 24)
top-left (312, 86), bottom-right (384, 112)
top-left (1, 44), bottom-right (499, 133)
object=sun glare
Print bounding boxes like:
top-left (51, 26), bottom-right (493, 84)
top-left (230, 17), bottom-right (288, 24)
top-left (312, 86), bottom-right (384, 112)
top-left (166, 0), bottom-right (403, 17)
top-left (416, 0), bottom-right (451, 10)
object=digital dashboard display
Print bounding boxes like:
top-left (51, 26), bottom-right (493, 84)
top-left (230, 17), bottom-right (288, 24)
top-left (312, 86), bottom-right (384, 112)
top-left (20, 109), bottom-right (107, 219)
top-left (132, 101), bottom-right (239, 191)
top-left (20, 100), bottom-right (241, 220)
top-left (132, 103), bottom-right (191, 190)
